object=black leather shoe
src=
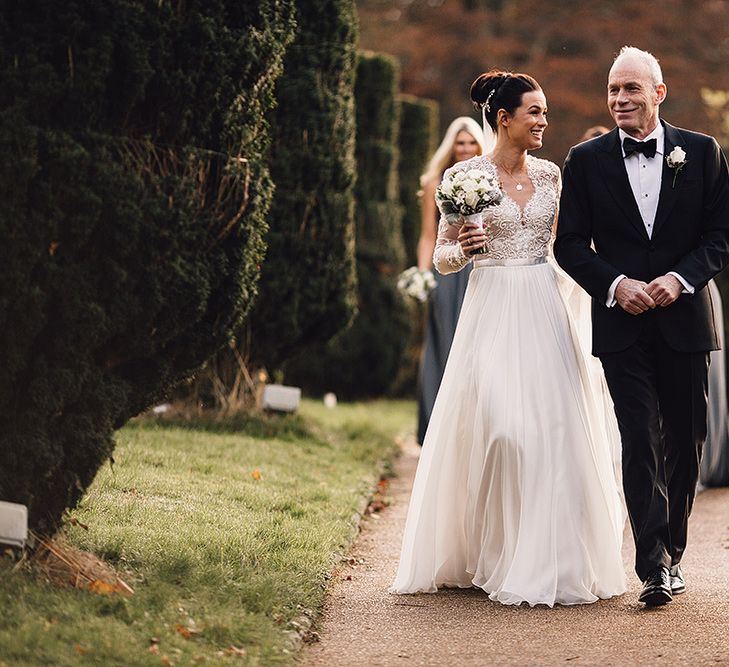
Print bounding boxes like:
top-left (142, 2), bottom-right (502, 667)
top-left (638, 566), bottom-right (672, 606)
top-left (669, 564), bottom-right (686, 595)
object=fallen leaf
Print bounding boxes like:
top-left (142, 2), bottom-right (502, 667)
top-left (74, 644), bottom-right (89, 655)
top-left (67, 517), bottom-right (89, 531)
top-left (366, 499), bottom-right (386, 514)
top-left (89, 579), bottom-right (117, 595)
top-left (251, 469), bottom-right (262, 481)
top-left (225, 646), bottom-right (246, 656)
top-left (160, 655), bottom-right (172, 666)
top-left (175, 623), bottom-right (201, 639)
top-left (48, 241), bottom-right (59, 256)
top-left (148, 644), bottom-right (160, 655)
top-left (302, 630), bottom-right (320, 644)
top-left (88, 578), bottom-right (135, 597)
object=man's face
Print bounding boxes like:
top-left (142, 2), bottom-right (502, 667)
top-left (607, 58), bottom-right (666, 139)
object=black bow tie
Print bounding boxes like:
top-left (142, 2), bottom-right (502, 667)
top-left (623, 137), bottom-right (657, 158)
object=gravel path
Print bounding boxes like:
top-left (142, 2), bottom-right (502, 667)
top-left (302, 438), bottom-right (729, 666)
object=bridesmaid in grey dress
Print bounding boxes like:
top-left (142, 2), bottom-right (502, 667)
top-left (416, 117), bottom-right (488, 444)
top-left (701, 280), bottom-right (729, 486)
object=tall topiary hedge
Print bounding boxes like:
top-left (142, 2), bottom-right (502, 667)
top-left (0, 0), bottom-right (294, 533)
top-left (244, 0), bottom-right (358, 370)
top-left (389, 94), bottom-right (440, 396)
top-left (285, 52), bottom-right (409, 398)
top-left (398, 94), bottom-right (439, 266)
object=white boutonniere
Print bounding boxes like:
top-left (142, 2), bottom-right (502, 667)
top-left (666, 146), bottom-right (687, 188)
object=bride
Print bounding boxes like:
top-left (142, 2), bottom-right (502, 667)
top-left (390, 70), bottom-right (627, 606)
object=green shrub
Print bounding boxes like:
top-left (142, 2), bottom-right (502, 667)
top-left (245, 0), bottom-right (359, 370)
top-left (0, 0), bottom-right (294, 532)
top-left (285, 52), bottom-right (409, 399)
top-left (398, 94), bottom-right (440, 266)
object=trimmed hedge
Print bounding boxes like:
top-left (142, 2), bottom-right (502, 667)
top-left (245, 0), bottom-right (359, 370)
top-left (0, 0), bottom-right (294, 532)
top-left (285, 52), bottom-right (409, 398)
top-left (398, 94), bottom-right (440, 266)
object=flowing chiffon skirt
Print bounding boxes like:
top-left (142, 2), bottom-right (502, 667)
top-left (391, 257), bottom-right (627, 606)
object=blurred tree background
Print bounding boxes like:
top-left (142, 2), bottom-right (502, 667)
top-left (357, 0), bottom-right (729, 161)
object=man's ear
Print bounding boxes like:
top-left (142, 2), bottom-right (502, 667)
top-left (656, 82), bottom-right (667, 105)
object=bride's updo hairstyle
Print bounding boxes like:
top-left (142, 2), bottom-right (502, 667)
top-left (470, 70), bottom-right (541, 131)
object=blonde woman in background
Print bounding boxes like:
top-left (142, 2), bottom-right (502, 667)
top-left (416, 117), bottom-right (488, 444)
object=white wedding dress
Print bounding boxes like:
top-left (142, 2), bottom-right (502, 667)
top-left (391, 155), bottom-right (627, 606)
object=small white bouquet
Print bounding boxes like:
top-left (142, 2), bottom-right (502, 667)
top-left (435, 167), bottom-right (503, 254)
top-left (397, 266), bottom-right (437, 303)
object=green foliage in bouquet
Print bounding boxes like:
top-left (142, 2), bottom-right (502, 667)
top-left (0, 0), bottom-right (294, 533)
top-left (398, 94), bottom-right (439, 266)
top-left (244, 0), bottom-right (359, 370)
top-left (286, 52), bottom-right (410, 398)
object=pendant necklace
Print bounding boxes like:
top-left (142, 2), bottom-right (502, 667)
top-left (498, 161), bottom-right (525, 191)
top-left (495, 159), bottom-right (529, 226)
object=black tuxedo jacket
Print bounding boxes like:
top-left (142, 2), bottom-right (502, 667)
top-left (554, 121), bottom-right (729, 356)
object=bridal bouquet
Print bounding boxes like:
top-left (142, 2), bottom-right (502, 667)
top-left (435, 168), bottom-right (503, 218)
top-left (397, 266), bottom-right (437, 303)
top-left (436, 168), bottom-right (503, 254)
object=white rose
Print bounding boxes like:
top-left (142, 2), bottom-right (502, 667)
top-left (669, 146), bottom-right (686, 164)
top-left (464, 190), bottom-right (480, 208)
top-left (461, 179), bottom-right (478, 192)
top-left (466, 168), bottom-right (483, 179)
top-left (438, 180), bottom-right (454, 197)
top-left (452, 170), bottom-right (467, 182)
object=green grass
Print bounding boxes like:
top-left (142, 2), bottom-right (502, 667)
top-left (0, 399), bottom-right (414, 667)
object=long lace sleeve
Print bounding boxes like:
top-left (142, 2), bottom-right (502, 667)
top-left (433, 214), bottom-right (471, 274)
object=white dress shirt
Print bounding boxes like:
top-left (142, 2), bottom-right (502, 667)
top-left (605, 122), bottom-right (693, 306)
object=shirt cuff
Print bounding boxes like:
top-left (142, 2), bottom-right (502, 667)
top-left (606, 274), bottom-right (626, 307)
top-left (667, 272), bottom-right (695, 294)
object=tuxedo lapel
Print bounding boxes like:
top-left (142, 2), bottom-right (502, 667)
top-left (596, 129), bottom-right (649, 239)
top-left (653, 121), bottom-right (685, 237)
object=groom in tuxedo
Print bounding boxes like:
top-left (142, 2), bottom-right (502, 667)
top-left (555, 46), bottom-right (729, 606)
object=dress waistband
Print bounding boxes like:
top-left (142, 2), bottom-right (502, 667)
top-left (473, 256), bottom-right (548, 268)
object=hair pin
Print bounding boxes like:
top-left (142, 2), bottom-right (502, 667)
top-left (484, 89), bottom-right (496, 112)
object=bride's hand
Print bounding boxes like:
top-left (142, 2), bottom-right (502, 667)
top-left (457, 221), bottom-right (486, 255)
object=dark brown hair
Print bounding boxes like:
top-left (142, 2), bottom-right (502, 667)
top-left (470, 70), bottom-right (541, 131)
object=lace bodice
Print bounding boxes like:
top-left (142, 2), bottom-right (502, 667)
top-left (433, 155), bottom-right (561, 274)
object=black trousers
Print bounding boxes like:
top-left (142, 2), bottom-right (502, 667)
top-left (599, 316), bottom-right (708, 581)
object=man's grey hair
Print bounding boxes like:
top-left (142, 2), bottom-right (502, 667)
top-left (612, 46), bottom-right (663, 87)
